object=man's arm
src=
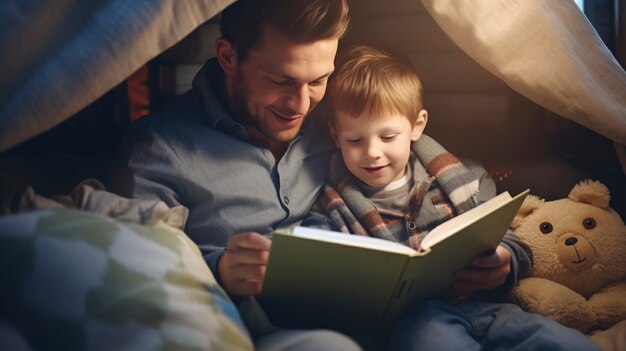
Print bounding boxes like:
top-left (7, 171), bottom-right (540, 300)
top-left (114, 120), bottom-right (274, 297)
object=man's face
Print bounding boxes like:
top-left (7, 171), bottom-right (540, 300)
top-left (229, 25), bottom-right (338, 151)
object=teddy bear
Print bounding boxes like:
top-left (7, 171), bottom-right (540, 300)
top-left (509, 180), bottom-right (626, 342)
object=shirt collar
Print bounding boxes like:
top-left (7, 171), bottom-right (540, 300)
top-left (192, 58), bottom-right (248, 138)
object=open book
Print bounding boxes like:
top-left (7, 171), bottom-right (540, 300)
top-left (259, 189), bottom-right (529, 335)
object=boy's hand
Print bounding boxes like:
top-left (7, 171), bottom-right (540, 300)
top-left (453, 245), bottom-right (511, 297)
top-left (218, 232), bottom-right (271, 296)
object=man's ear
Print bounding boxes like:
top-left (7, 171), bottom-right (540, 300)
top-left (215, 38), bottom-right (238, 74)
top-left (410, 109), bottom-right (428, 141)
top-left (328, 123), bottom-right (340, 148)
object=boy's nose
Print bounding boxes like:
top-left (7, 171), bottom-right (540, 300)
top-left (365, 141), bottom-right (382, 159)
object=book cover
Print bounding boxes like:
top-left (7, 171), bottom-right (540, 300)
top-left (259, 189), bottom-right (529, 335)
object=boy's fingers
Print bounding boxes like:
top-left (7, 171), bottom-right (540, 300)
top-left (470, 246), bottom-right (510, 267)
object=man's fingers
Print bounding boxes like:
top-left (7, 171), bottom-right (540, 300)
top-left (222, 265), bottom-right (266, 295)
top-left (224, 246), bottom-right (270, 265)
top-left (223, 261), bottom-right (267, 280)
top-left (219, 232), bottom-right (271, 296)
top-left (227, 279), bottom-right (264, 296)
top-left (228, 232), bottom-right (272, 250)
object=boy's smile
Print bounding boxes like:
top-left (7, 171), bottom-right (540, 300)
top-left (363, 165), bottom-right (389, 174)
top-left (332, 110), bottom-right (426, 188)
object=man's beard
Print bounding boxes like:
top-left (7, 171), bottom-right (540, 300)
top-left (232, 71), bottom-right (283, 144)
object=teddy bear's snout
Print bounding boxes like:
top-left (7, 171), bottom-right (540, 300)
top-left (556, 233), bottom-right (596, 270)
top-left (564, 237), bottom-right (578, 246)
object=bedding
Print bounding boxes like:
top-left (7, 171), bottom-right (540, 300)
top-left (5, 178), bottom-right (188, 230)
top-left (0, 208), bottom-right (253, 350)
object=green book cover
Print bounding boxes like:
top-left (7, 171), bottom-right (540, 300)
top-left (260, 189), bottom-right (529, 335)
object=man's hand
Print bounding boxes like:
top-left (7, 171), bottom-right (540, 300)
top-left (453, 245), bottom-right (511, 297)
top-left (218, 232), bottom-right (271, 296)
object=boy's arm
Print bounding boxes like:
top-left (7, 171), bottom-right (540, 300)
top-left (453, 159), bottom-right (533, 297)
top-left (498, 230), bottom-right (533, 290)
top-left (453, 230), bottom-right (532, 298)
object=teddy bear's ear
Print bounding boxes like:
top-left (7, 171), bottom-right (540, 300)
top-left (511, 195), bottom-right (544, 229)
top-left (568, 180), bottom-right (610, 209)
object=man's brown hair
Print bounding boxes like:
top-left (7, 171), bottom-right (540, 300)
top-left (220, 0), bottom-right (350, 61)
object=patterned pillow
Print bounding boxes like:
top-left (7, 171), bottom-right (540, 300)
top-left (0, 208), bottom-right (253, 351)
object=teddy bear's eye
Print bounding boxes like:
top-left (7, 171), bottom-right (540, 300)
top-left (582, 217), bottom-right (596, 229)
top-left (539, 222), bottom-right (553, 234)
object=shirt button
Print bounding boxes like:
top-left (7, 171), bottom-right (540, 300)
top-left (283, 196), bottom-right (290, 204)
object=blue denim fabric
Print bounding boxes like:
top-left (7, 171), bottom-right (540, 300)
top-left (390, 299), bottom-right (601, 351)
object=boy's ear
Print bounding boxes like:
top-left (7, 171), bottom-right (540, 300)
top-left (328, 123), bottom-right (340, 148)
top-left (215, 38), bottom-right (238, 74)
top-left (410, 109), bottom-right (428, 141)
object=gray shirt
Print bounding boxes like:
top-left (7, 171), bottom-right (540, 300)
top-left (112, 59), bottom-right (334, 278)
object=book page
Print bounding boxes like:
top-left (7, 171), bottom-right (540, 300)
top-left (420, 191), bottom-right (512, 250)
top-left (292, 226), bottom-right (416, 255)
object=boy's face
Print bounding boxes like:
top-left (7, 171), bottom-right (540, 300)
top-left (331, 109), bottom-right (427, 188)
top-left (218, 24), bottom-right (338, 154)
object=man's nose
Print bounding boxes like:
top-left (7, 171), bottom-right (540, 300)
top-left (286, 84), bottom-right (310, 115)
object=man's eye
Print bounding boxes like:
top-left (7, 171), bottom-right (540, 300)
top-left (270, 79), bottom-right (289, 85)
top-left (309, 79), bottom-right (326, 87)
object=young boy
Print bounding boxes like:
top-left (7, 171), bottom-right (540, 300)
top-left (304, 45), bottom-right (600, 350)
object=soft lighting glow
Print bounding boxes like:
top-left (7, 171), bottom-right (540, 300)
top-left (574, 0), bottom-right (584, 12)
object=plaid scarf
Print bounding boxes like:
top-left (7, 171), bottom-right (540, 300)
top-left (318, 134), bottom-right (480, 250)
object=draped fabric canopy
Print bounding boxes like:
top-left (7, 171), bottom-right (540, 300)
top-left (0, 0), bottom-right (624, 170)
top-left (0, 0), bottom-right (235, 152)
top-left (420, 0), bottom-right (626, 171)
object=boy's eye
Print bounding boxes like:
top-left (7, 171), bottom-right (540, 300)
top-left (381, 135), bottom-right (397, 141)
top-left (346, 139), bottom-right (361, 144)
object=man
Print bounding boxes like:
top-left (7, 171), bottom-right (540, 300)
top-left (114, 0), bottom-right (361, 350)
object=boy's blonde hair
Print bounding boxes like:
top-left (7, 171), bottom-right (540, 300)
top-left (327, 45), bottom-right (423, 123)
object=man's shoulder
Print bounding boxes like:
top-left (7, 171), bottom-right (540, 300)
top-left (131, 92), bottom-right (206, 140)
